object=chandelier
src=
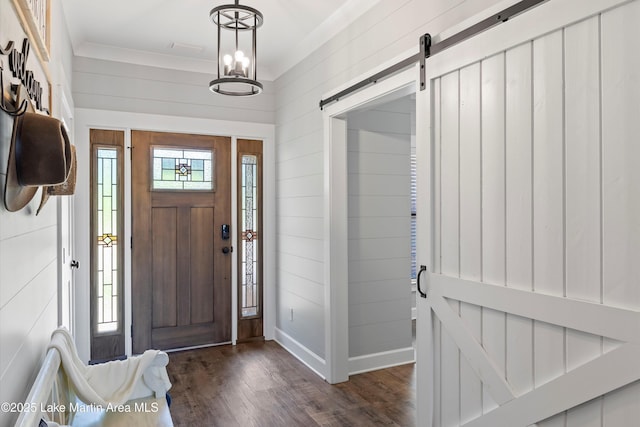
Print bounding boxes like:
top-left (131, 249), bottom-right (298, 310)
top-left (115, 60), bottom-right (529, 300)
top-left (209, 0), bottom-right (263, 96)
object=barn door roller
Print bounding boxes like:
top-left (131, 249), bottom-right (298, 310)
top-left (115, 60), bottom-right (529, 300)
top-left (319, 0), bottom-right (548, 110)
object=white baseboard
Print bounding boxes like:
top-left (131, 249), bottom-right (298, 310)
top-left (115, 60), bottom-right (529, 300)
top-left (275, 329), bottom-right (415, 379)
top-left (349, 346), bottom-right (415, 375)
top-left (274, 327), bottom-right (326, 380)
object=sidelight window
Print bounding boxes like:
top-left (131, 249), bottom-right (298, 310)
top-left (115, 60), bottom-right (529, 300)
top-left (240, 154), bottom-right (260, 317)
top-left (93, 145), bottom-right (124, 334)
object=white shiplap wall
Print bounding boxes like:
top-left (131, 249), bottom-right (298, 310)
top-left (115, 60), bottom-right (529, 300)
top-left (72, 57), bottom-right (275, 124)
top-left (0, 0), bottom-right (74, 425)
top-left (274, 0), bottom-right (506, 372)
top-left (347, 100), bottom-right (413, 366)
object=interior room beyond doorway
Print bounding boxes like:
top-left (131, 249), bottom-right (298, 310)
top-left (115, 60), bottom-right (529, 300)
top-left (346, 93), bottom-right (417, 374)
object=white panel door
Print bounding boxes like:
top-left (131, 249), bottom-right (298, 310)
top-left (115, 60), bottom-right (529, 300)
top-left (416, 0), bottom-right (640, 426)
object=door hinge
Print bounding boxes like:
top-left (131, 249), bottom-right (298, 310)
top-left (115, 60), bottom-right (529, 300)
top-left (131, 236), bottom-right (133, 249)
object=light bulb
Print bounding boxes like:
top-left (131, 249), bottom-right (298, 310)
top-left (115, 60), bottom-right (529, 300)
top-left (235, 50), bottom-right (244, 61)
top-left (223, 54), bottom-right (232, 66)
top-left (242, 57), bottom-right (250, 69)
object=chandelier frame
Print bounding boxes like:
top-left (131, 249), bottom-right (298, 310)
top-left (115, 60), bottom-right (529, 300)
top-left (209, 1), bottom-right (264, 96)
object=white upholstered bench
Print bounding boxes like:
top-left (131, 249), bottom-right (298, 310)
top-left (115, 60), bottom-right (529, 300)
top-left (14, 345), bottom-right (173, 427)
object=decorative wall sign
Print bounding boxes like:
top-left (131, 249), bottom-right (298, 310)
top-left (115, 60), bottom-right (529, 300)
top-left (10, 0), bottom-right (50, 62)
top-left (0, 38), bottom-right (50, 115)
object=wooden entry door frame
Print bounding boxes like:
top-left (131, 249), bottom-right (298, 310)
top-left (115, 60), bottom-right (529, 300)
top-left (73, 109), bottom-right (275, 363)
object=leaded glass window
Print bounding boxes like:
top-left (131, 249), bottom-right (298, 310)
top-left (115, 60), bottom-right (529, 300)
top-left (96, 148), bottom-right (119, 333)
top-left (240, 154), bottom-right (259, 318)
top-left (152, 147), bottom-right (214, 191)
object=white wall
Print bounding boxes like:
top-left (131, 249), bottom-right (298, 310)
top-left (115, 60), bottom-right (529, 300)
top-left (346, 99), bottom-right (413, 367)
top-left (274, 0), bottom-right (506, 373)
top-left (0, 0), bottom-right (74, 425)
top-left (72, 57), bottom-right (275, 124)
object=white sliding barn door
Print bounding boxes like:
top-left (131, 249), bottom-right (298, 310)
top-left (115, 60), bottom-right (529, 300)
top-left (416, 0), bottom-right (640, 426)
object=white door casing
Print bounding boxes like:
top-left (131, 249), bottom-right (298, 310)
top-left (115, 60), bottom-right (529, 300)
top-left (57, 196), bottom-right (74, 334)
top-left (72, 109), bottom-right (276, 362)
top-left (58, 89), bottom-right (75, 336)
top-left (322, 66), bottom-right (418, 383)
top-left (417, 0), bottom-right (640, 426)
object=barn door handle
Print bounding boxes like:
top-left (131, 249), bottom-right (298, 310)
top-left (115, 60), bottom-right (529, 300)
top-left (417, 265), bottom-right (427, 299)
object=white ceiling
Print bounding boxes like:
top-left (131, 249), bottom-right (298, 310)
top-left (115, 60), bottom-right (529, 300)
top-left (61, 0), bottom-right (381, 81)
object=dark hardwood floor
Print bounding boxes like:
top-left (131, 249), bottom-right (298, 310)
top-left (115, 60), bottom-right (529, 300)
top-left (166, 341), bottom-right (416, 427)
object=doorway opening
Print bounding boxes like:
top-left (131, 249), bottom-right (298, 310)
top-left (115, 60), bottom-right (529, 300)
top-left (322, 66), bottom-right (418, 383)
top-left (345, 94), bottom-right (416, 372)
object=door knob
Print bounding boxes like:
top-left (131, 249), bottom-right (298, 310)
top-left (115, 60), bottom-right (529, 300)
top-left (222, 246), bottom-right (232, 254)
top-left (70, 260), bottom-right (80, 269)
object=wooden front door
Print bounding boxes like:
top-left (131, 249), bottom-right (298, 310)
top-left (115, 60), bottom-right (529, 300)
top-left (132, 131), bottom-right (231, 353)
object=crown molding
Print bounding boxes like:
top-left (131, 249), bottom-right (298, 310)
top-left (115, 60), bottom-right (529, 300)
top-left (269, 0), bottom-right (382, 80)
top-left (75, 42), bottom-right (276, 81)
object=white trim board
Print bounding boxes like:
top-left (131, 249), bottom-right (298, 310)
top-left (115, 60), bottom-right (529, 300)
top-left (349, 347), bottom-right (415, 376)
top-left (321, 64), bottom-right (418, 119)
top-left (274, 328), bottom-right (327, 380)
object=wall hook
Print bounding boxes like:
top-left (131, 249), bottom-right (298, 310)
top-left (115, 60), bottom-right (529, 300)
top-left (0, 62), bottom-right (27, 117)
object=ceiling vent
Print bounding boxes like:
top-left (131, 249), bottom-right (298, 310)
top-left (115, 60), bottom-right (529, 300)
top-left (169, 42), bottom-right (204, 54)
